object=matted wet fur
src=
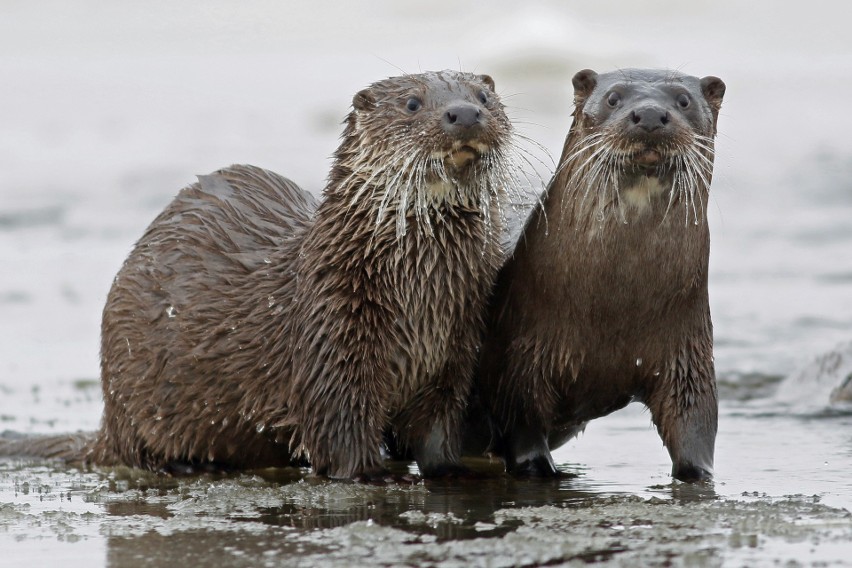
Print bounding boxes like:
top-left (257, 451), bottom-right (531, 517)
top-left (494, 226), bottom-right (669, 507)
top-left (22, 70), bottom-right (527, 479)
top-left (470, 68), bottom-right (726, 482)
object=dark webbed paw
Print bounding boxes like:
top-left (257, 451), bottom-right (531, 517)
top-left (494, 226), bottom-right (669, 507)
top-left (508, 454), bottom-right (571, 478)
top-left (672, 462), bottom-right (713, 483)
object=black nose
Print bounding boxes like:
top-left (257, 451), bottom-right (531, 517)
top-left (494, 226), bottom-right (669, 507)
top-left (443, 103), bottom-right (482, 134)
top-left (630, 106), bottom-right (670, 132)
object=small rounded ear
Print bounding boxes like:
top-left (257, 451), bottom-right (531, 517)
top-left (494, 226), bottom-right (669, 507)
top-left (478, 74), bottom-right (496, 92)
top-left (572, 69), bottom-right (598, 101)
top-left (700, 76), bottom-right (726, 109)
top-left (353, 88), bottom-right (376, 112)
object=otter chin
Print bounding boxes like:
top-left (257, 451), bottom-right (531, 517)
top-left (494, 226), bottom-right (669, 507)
top-left (438, 140), bottom-right (490, 171)
top-left (445, 148), bottom-right (479, 169)
top-left (633, 148), bottom-right (662, 167)
top-left (468, 68), bottom-right (726, 483)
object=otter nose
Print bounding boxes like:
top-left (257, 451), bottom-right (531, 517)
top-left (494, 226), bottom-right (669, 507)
top-left (443, 103), bottom-right (483, 134)
top-left (630, 106), bottom-right (670, 132)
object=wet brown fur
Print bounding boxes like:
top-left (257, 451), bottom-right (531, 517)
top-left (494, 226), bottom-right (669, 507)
top-left (473, 68), bottom-right (726, 482)
top-left (79, 70), bottom-right (514, 478)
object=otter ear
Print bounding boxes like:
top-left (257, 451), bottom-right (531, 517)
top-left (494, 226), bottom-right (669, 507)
top-left (572, 69), bottom-right (598, 102)
top-left (478, 74), bottom-right (496, 92)
top-left (353, 88), bottom-right (376, 112)
top-left (700, 76), bottom-right (726, 109)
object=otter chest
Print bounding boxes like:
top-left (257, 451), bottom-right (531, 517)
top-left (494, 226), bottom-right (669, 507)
top-left (621, 176), bottom-right (666, 213)
top-left (388, 223), bottom-right (496, 405)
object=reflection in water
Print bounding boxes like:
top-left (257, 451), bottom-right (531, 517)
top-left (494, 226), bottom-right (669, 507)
top-left (652, 479), bottom-right (719, 504)
top-left (72, 462), bottom-right (617, 565)
top-left (89, 460), bottom-right (605, 538)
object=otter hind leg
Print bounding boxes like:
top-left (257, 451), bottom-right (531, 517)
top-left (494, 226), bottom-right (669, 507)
top-left (504, 424), bottom-right (565, 477)
top-left (391, 361), bottom-right (476, 478)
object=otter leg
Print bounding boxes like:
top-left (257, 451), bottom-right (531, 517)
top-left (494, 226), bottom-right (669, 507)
top-left (293, 334), bottom-right (394, 480)
top-left (413, 425), bottom-right (468, 478)
top-left (646, 349), bottom-right (718, 482)
top-left (393, 362), bottom-right (474, 478)
top-left (503, 422), bottom-right (561, 477)
top-left (308, 380), bottom-right (390, 480)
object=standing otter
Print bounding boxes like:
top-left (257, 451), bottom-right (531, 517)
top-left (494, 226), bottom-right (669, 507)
top-left (75, 70), bottom-right (517, 479)
top-left (473, 69), bottom-right (726, 482)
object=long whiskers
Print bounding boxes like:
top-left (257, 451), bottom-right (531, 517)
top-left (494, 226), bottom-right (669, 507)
top-left (335, 132), bottom-right (541, 251)
top-left (556, 128), bottom-right (717, 227)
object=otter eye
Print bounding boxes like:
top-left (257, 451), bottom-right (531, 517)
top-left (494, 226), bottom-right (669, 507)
top-left (676, 93), bottom-right (691, 109)
top-left (478, 90), bottom-right (489, 105)
top-left (606, 91), bottom-right (621, 108)
top-left (405, 97), bottom-right (422, 113)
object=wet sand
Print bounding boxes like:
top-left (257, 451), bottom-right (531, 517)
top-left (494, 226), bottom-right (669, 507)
top-left (3, 385), bottom-right (852, 566)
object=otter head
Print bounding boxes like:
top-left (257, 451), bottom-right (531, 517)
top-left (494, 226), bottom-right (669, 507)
top-left (333, 70), bottom-right (516, 238)
top-left (560, 68), bottom-right (726, 222)
top-left (348, 70), bottom-right (510, 179)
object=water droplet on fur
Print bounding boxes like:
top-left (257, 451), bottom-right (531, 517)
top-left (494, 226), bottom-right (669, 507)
top-left (654, 371), bottom-right (661, 377)
top-left (166, 305), bottom-right (177, 318)
top-left (256, 423), bottom-right (266, 433)
top-left (267, 296), bottom-right (275, 308)
top-left (636, 358), bottom-right (643, 366)
top-left (263, 258), bottom-right (271, 264)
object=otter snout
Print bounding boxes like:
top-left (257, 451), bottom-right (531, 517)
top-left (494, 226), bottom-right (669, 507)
top-left (443, 102), bottom-right (483, 137)
top-left (629, 106), bottom-right (670, 133)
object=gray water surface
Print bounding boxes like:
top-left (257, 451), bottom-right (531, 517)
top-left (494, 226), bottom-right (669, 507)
top-left (2, 1), bottom-right (852, 566)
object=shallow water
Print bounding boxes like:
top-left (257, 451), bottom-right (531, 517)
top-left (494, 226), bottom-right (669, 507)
top-left (2, 0), bottom-right (852, 566)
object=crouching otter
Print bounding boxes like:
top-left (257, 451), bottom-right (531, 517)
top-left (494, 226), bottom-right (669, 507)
top-left (472, 68), bottom-right (726, 482)
top-left (44, 70), bottom-right (518, 479)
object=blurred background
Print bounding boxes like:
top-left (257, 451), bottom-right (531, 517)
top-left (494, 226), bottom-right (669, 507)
top-left (1, 0), bottom-right (851, 433)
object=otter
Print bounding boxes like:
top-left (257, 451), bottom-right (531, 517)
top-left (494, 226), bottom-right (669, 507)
top-left (6, 71), bottom-right (520, 479)
top-left (472, 68), bottom-right (726, 482)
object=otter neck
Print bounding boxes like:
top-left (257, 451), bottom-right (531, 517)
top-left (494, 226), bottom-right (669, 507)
top-left (550, 145), bottom-right (711, 229)
top-left (616, 174), bottom-right (668, 214)
top-left (332, 164), bottom-right (502, 244)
